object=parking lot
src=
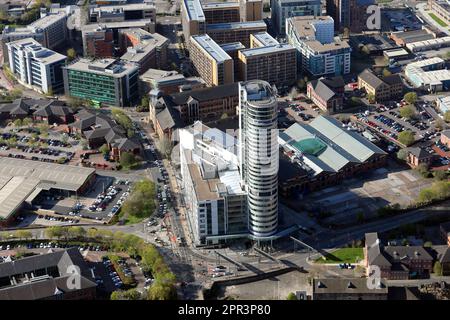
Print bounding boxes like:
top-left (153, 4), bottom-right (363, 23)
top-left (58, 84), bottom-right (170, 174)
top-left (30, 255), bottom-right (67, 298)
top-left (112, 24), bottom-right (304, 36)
top-left (36, 176), bottom-right (133, 223)
top-left (352, 99), bottom-right (441, 146)
top-left (0, 127), bottom-right (80, 164)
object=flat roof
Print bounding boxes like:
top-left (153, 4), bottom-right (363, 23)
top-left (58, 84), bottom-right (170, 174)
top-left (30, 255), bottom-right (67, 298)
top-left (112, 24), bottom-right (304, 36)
top-left (191, 34), bottom-right (232, 62)
top-left (251, 32), bottom-right (279, 46)
top-left (287, 15), bottom-right (334, 39)
top-left (202, 2), bottom-right (240, 10)
top-left (7, 38), bottom-right (66, 65)
top-left (384, 48), bottom-right (409, 58)
top-left (0, 158), bottom-right (95, 220)
top-left (183, 0), bottom-right (205, 22)
top-left (239, 43), bottom-right (294, 57)
top-left (81, 19), bottom-right (153, 31)
top-left (30, 12), bottom-right (66, 30)
top-left (65, 58), bottom-right (138, 77)
top-left (91, 3), bottom-right (155, 12)
top-left (219, 42), bottom-right (245, 52)
top-left (120, 29), bottom-right (168, 63)
top-left (207, 21), bottom-right (267, 31)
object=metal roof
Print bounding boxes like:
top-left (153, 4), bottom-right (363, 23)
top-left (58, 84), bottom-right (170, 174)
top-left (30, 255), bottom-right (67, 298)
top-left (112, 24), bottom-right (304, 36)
top-left (0, 158), bottom-right (95, 220)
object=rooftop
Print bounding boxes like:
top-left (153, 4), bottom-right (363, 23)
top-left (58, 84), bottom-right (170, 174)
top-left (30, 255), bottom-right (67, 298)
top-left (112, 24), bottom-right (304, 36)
top-left (6, 38), bottom-right (66, 65)
top-left (219, 42), bottom-right (245, 52)
top-left (81, 19), bottom-right (153, 32)
top-left (120, 29), bottom-right (168, 63)
top-left (0, 158), bottom-right (95, 220)
top-left (241, 80), bottom-right (276, 104)
top-left (191, 34), bottom-right (232, 62)
top-left (280, 116), bottom-right (386, 175)
top-left (183, 0), bottom-right (205, 22)
top-left (0, 248), bottom-right (96, 300)
top-left (206, 21), bottom-right (267, 31)
top-left (29, 11), bottom-right (66, 30)
top-left (251, 32), bottom-right (279, 47)
top-left (239, 43), bottom-right (295, 57)
top-left (202, 2), bottom-right (240, 10)
top-left (313, 278), bottom-right (388, 295)
top-left (65, 58), bottom-right (138, 77)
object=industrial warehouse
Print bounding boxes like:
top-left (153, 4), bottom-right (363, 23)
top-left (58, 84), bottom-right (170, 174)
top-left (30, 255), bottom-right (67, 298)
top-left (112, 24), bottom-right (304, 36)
top-left (0, 158), bottom-right (96, 226)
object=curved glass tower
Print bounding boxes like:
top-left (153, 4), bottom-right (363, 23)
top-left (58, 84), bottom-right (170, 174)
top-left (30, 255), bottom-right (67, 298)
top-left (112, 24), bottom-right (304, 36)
top-left (238, 80), bottom-right (279, 239)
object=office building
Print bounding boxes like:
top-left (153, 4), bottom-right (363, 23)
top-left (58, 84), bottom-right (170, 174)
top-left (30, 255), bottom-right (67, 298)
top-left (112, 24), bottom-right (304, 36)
top-left (271, 0), bottom-right (321, 35)
top-left (239, 81), bottom-right (279, 240)
top-left (428, 0), bottom-right (450, 26)
top-left (181, 0), bottom-right (207, 45)
top-left (179, 122), bottom-right (248, 245)
top-left (286, 16), bottom-right (351, 76)
top-left (238, 44), bottom-right (297, 88)
top-left (89, 3), bottom-right (156, 23)
top-left (206, 21), bottom-right (267, 47)
top-left (0, 248), bottom-right (97, 300)
top-left (202, 2), bottom-right (241, 24)
top-left (6, 38), bottom-right (67, 94)
top-left (63, 58), bottom-right (139, 107)
top-left (119, 28), bottom-right (169, 73)
top-left (82, 25), bottom-right (115, 58)
top-left (189, 34), bottom-right (234, 86)
top-left (250, 32), bottom-right (279, 48)
top-left (326, 0), bottom-right (375, 32)
top-left (358, 69), bottom-right (403, 102)
top-left (140, 69), bottom-right (189, 95)
top-left (239, 0), bottom-right (263, 22)
top-left (81, 20), bottom-right (156, 47)
top-left (220, 42), bottom-right (245, 80)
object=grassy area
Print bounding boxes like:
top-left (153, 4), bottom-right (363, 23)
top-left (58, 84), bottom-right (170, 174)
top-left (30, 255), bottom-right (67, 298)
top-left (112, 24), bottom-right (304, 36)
top-left (429, 13), bottom-right (448, 27)
top-left (376, 0), bottom-right (392, 3)
top-left (315, 247), bottom-right (364, 264)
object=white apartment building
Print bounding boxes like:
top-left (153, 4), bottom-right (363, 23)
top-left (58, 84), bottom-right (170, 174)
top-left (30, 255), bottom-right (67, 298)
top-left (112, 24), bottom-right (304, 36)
top-left (1, 11), bottom-right (67, 53)
top-left (7, 38), bottom-right (67, 94)
top-left (286, 16), bottom-right (351, 76)
top-left (179, 122), bottom-right (248, 246)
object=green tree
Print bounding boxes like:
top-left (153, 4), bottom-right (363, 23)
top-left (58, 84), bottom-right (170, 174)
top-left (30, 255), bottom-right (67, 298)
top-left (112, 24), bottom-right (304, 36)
top-left (397, 148), bottom-right (408, 161)
top-left (286, 292), bottom-right (298, 300)
top-left (418, 188), bottom-right (435, 204)
top-left (45, 226), bottom-right (64, 239)
top-left (424, 241), bottom-right (433, 247)
top-left (444, 111), bottom-right (450, 123)
top-left (147, 280), bottom-right (177, 300)
top-left (10, 88), bottom-right (22, 100)
top-left (433, 261), bottom-right (443, 276)
top-left (22, 117), bottom-right (33, 127)
top-left (403, 92), bottom-right (417, 105)
top-left (121, 179), bottom-right (156, 219)
top-left (416, 163), bottom-right (431, 178)
top-left (435, 119), bottom-right (445, 131)
top-left (13, 118), bottom-right (22, 127)
top-left (434, 170), bottom-right (448, 181)
top-left (68, 226), bottom-right (86, 239)
top-left (157, 137), bottom-right (173, 160)
top-left (120, 152), bottom-right (137, 168)
top-left (382, 68), bottom-right (392, 77)
top-left (367, 93), bottom-right (375, 104)
top-left (67, 48), bottom-right (77, 61)
top-left (14, 230), bottom-right (32, 240)
top-left (46, 87), bottom-right (54, 97)
top-left (399, 105), bottom-right (416, 119)
top-left (398, 130), bottom-right (415, 146)
top-left (356, 212), bottom-right (365, 224)
top-left (87, 228), bottom-right (99, 239)
top-left (99, 144), bottom-right (110, 156)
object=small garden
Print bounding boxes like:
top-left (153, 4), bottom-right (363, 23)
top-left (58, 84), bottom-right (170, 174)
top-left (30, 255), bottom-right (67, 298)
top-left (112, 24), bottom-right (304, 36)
top-left (314, 247), bottom-right (364, 264)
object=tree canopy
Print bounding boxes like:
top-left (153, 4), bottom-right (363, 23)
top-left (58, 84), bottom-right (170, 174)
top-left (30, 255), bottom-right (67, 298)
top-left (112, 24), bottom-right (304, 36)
top-left (397, 130), bottom-right (415, 146)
